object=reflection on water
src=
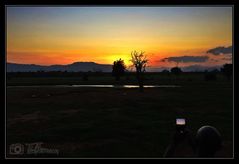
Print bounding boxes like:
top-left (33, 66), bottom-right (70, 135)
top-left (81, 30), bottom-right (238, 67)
top-left (7, 85), bottom-right (180, 88)
top-left (72, 85), bottom-right (180, 88)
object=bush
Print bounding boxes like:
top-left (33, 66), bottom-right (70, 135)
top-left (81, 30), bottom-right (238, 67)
top-left (171, 67), bottom-right (182, 75)
top-left (82, 73), bottom-right (89, 81)
top-left (204, 72), bottom-right (217, 81)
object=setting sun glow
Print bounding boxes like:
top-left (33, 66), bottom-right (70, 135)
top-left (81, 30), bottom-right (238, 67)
top-left (7, 7), bottom-right (232, 68)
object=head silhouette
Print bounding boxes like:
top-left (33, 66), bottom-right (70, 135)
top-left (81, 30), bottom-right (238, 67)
top-left (196, 126), bottom-right (222, 157)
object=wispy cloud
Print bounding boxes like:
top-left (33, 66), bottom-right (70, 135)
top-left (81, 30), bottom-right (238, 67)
top-left (222, 56), bottom-right (232, 61)
top-left (207, 46), bottom-right (232, 55)
top-left (160, 56), bottom-right (209, 63)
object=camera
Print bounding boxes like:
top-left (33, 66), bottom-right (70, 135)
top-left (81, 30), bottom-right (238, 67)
top-left (176, 118), bottom-right (186, 133)
top-left (9, 143), bottom-right (24, 155)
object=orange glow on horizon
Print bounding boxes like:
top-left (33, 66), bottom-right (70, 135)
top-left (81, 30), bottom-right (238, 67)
top-left (7, 7), bottom-right (232, 67)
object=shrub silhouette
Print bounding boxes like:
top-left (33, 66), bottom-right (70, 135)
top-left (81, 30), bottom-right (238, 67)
top-left (112, 58), bottom-right (126, 81)
top-left (162, 69), bottom-right (170, 73)
top-left (82, 73), bottom-right (89, 81)
top-left (204, 72), bottom-right (217, 81)
top-left (171, 67), bottom-right (182, 75)
top-left (221, 64), bottom-right (232, 80)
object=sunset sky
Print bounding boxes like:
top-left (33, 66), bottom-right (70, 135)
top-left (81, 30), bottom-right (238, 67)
top-left (7, 7), bottom-right (232, 68)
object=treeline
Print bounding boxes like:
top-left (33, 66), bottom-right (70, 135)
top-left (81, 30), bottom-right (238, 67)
top-left (6, 71), bottom-right (225, 77)
top-left (6, 64), bottom-right (232, 81)
top-left (7, 71), bottom-right (108, 78)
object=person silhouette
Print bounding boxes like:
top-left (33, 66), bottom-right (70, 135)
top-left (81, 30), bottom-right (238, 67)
top-left (164, 125), bottom-right (222, 158)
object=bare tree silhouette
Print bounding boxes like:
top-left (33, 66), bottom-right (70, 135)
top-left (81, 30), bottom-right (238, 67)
top-left (130, 51), bottom-right (148, 92)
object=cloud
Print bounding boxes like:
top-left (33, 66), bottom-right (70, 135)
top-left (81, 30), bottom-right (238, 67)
top-left (222, 56), bottom-right (232, 61)
top-left (207, 46), bottom-right (232, 55)
top-left (210, 58), bottom-right (219, 62)
top-left (160, 56), bottom-right (209, 63)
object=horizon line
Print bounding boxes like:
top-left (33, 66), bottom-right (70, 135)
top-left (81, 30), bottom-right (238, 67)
top-left (6, 61), bottom-right (228, 68)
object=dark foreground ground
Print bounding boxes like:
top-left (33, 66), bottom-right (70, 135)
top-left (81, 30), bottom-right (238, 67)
top-left (6, 73), bottom-right (233, 158)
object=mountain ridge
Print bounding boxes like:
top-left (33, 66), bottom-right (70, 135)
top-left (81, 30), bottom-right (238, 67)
top-left (7, 62), bottom-right (113, 72)
top-left (7, 62), bottom-right (224, 72)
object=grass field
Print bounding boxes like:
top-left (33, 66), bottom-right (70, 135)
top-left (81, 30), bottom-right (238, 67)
top-left (6, 73), bottom-right (233, 158)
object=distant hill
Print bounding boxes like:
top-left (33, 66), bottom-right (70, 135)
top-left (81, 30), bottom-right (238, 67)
top-left (7, 62), bottom-right (224, 72)
top-left (7, 62), bottom-right (113, 72)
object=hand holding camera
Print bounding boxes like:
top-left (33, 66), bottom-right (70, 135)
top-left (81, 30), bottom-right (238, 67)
top-left (172, 118), bottom-right (194, 146)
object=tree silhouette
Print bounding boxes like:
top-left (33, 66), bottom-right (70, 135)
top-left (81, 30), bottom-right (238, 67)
top-left (130, 51), bottom-right (148, 92)
top-left (82, 73), bottom-right (89, 81)
top-left (112, 58), bottom-right (126, 81)
top-left (221, 64), bottom-right (232, 80)
top-left (171, 67), bottom-right (182, 75)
